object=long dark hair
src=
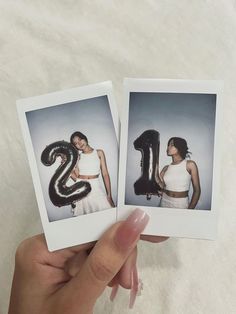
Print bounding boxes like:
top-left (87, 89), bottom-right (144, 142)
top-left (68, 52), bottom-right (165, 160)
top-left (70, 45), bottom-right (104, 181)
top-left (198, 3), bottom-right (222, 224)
top-left (168, 137), bottom-right (191, 159)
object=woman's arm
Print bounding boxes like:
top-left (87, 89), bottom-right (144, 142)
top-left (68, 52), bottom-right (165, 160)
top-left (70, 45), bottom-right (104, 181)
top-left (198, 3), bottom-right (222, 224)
top-left (98, 150), bottom-right (115, 207)
top-left (60, 154), bottom-right (79, 182)
top-left (70, 165), bottom-right (79, 182)
top-left (158, 166), bottom-right (168, 190)
top-left (155, 166), bottom-right (168, 196)
top-left (187, 160), bottom-right (201, 209)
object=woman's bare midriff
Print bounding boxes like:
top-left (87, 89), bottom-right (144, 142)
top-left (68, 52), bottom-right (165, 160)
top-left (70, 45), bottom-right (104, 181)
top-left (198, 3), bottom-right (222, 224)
top-left (78, 174), bottom-right (99, 179)
top-left (163, 189), bottom-right (188, 198)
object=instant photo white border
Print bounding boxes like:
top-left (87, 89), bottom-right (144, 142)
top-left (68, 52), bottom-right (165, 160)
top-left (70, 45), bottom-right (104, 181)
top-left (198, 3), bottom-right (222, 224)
top-left (118, 78), bottom-right (223, 240)
top-left (17, 81), bottom-right (119, 251)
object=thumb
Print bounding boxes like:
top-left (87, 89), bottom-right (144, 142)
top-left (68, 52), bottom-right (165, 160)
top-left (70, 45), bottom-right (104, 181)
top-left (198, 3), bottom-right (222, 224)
top-left (62, 209), bottom-right (149, 313)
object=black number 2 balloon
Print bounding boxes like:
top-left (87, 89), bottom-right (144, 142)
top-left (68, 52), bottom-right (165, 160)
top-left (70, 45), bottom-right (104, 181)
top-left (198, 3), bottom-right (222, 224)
top-left (133, 129), bottom-right (162, 200)
top-left (41, 141), bottom-right (91, 207)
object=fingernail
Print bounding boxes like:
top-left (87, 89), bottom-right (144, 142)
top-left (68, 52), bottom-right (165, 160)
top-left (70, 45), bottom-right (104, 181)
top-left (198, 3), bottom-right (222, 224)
top-left (129, 265), bottom-right (139, 309)
top-left (110, 284), bottom-right (119, 302)
top-left (115, 209), bottom-right (149, 250)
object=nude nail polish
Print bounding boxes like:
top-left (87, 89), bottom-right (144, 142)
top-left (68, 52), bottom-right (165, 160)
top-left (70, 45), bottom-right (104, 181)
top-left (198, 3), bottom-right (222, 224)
top-left (110, 284), bottom-right (119, 302)
top-left (129, 265), bottom-right (139, 309)
top-left (115, 208), bottom-right (149, 250)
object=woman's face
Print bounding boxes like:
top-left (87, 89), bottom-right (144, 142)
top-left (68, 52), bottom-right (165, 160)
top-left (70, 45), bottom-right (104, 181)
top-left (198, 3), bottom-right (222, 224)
top-left (72, 136), bottom-right (87, 151)
top-left (167, 139), bottom-right (178, 156)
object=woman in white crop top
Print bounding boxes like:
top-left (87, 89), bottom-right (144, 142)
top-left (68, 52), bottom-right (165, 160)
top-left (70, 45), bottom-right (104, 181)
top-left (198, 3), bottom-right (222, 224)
top-left (159, 137), bottom-right (201, 209)
top-left (69, 131), bottom-right (115, 216)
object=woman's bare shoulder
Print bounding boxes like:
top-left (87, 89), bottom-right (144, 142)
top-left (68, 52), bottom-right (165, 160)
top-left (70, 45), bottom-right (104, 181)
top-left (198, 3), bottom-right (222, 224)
top-left (96, 149), bottom-right (105, 157)
top-left (186, 160), bottom-right (198, 170)
top-left (161, 165), bottom-right (169, 173)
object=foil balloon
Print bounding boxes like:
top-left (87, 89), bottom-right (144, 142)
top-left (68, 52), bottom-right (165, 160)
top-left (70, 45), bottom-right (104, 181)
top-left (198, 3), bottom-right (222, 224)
top-left (41, 141), bottom-right (91, 207)
top-left (133, 130), bottom-right (162, 200)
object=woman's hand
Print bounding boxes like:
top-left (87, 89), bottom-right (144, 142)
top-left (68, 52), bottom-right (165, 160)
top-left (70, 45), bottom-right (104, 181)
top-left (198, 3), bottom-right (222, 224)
top-left (107, 195), bottom-right (115, 207)
top-left (59, 153), bottom-right (67, 164)
top-left (8, 209), bottom-right (149, 314)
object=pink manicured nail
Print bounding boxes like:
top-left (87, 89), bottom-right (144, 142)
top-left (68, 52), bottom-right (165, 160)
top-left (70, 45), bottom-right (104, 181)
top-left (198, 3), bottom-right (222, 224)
top-left (110, 284), bottom-right (119, 302)
top-left (129, 265), bottom-right (139, 309)
top-left (115, 209), bottom-right (149, 250)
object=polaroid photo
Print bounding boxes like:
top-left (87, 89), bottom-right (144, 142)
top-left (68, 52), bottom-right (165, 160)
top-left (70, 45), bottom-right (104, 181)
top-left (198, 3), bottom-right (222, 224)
top-left (17, 81), bottom-right (119, 251)
top-left (118, 78), bottom-right (223, 240)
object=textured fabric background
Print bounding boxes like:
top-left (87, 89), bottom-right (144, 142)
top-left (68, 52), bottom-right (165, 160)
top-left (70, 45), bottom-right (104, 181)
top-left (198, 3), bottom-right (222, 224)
top-left (0, 1), bottom-right (236, 313)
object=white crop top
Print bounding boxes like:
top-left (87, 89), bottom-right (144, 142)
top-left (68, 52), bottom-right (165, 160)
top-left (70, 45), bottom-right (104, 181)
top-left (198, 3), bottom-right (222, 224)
top-left (77, 150), bottom-right (100, 176)
top-left (163, 160), bottom-right (191, 192)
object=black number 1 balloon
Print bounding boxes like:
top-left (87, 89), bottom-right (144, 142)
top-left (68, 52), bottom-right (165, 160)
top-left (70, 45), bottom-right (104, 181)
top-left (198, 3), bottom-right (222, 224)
top-left (133, 130), bottom-right (162, 200)
top-left (41, 141), bottom-right (91, 207)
